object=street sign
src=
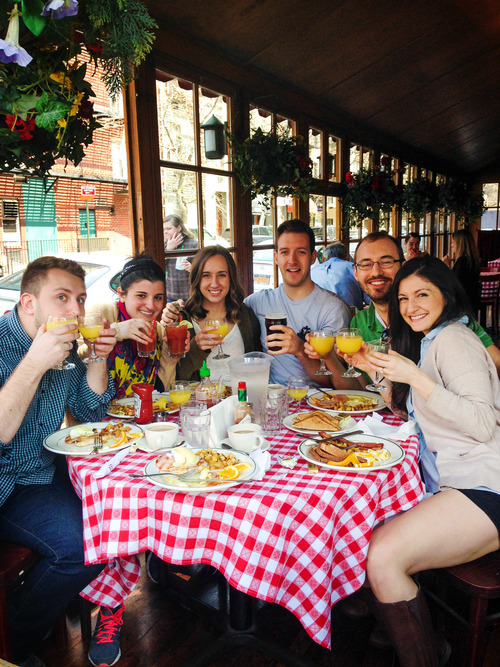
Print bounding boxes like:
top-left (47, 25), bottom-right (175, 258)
top-left (81, 185), bottom-right (96, 198)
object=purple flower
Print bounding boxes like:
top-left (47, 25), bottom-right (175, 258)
top-left (0, 4), bottom-right (32, 66)
top-left (41, 0), bottom-right (79, 19)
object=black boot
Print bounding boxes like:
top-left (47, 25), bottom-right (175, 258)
top-left (372, 587), bottom-right (441, 667)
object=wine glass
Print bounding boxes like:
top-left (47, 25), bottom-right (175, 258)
top-left (78, 314), bottom-right (104, 364)
top-left (336, 328), bottom-right (363, 378)
top-left (46, 315), bottom-right (78, 370)
top-left (287, 376), bottom-right (309, 411)
top-left (309, 329), bottom-right (335, 376)
top-left (168, 381), bottom-right (192, 406)
top-left (206, 318), bottom-right (229, 359)
top-left (365, 340), bottom-right (391, 392)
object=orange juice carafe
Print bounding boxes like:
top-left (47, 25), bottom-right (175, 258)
top-left (194, 361), bottom-right (218, 408)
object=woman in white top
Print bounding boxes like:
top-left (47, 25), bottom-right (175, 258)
top-left (162, 245), bottom-right (261, 382)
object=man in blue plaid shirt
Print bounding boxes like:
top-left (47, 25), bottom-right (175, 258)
top-left (0, 257), bottom-right (122, 667)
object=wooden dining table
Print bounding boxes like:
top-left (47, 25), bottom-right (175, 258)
top-left (66, 404), bottom-right (424, 658)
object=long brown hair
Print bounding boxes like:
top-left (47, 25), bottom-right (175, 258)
top-left (185, 246), bottom-right (244, 322)
top-left (452, 229), bottom-right (480, 269)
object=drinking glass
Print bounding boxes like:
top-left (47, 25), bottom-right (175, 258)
top-left (259, 394), bottom-right (286, 435)
top-left (206, 318), bottom-right (229, 359)
top-left (46, 315), bottom-right (78, 370)
top-left (336, 327), bottom-right (363, 378)
top-left (309, 329), bottom-right (335, 376)
top-left (168, 381), bottom-right (192, 406)
top-left (179, 401), bottom-right (211, 447)
top-left (287, 376), bottom-right (309, 410)
top-left (137, 319), bottom-right (156, 358)
top-left (365, 340), bottom-right (391, 392)
top-left (78, 314), bottom-right (104, 364)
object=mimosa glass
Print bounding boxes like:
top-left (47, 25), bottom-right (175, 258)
top-left (287, 376), bottom-right (309, 410)
top-left (206, 318), bottom-right (229, 359)
top-left (336, 327), bottom-right (363, 378)
top-left (79, 314), bottom-right (104, 364)
top-left (46, 315), bottom-right (78, 370)
top-left (309, 329), bottom-right (335, 376)
top-left (169, 381), bottom-right (192, 406)
top-left (365, 340), bottom-right (391, 392)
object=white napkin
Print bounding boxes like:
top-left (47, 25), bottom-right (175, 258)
top-left (249, 448), bottom-right (271, 480)
top-left (93, 446), bottom-right (130, 479)
top-left (208, 396), bottom-right (238, 446)
top-left (354, 414), bottom-right (419, 441)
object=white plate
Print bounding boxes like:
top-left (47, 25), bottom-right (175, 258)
top-left (306, 390), bottom-right (386, 415)
top-left (298, 434), bottom-right (405, 473)
top-left (143, 448), bottom-right (257, 494)
top-left (43, 422), bottom-right (145, 456)
top-left (220, 437), bottom-right (270, 453)
top-left (138, 434), bottom-right (184, 453)
top-left (283, 413), bottom-right (357, 436)
top-left (106, 392), bottom-right (180, 419)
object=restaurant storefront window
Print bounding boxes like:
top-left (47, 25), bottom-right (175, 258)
top-left (481, 183), bottom-right (500, 231)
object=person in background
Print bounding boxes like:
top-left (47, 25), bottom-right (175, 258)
top-left (404, 232), bottom-right (427, 261)
top-left (0, 256), bottom-right (119, 667)
top-left (163, 214), bottom-right (198, 302)
top-left (310, 241), bottom-right (367, 311)
top-left (443, 228), bottom-right (481, 312)
top-left (84, 253), bottom-right (177, 398)
top-left (161, 245), bottom-right (261, 382)
top-left (244, 219), bottom-right (354, 387)
top-left (362, 256), bottom-right (500, 667)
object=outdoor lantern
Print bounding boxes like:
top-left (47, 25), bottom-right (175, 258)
top-left (201, 115), bottom-right (226, 159)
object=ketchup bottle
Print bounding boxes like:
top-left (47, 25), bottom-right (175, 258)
top-left (132, 383), bottom-right (153, 424)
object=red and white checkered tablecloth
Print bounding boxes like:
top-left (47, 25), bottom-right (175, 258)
top-left (68, 410), bottom-right (423, 649)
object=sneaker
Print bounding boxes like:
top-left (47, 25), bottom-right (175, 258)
top-left (88, 605), bottom-right (124, 667)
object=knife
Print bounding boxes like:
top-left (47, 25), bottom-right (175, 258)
top-left (93, 446), bottom-right (131, 479)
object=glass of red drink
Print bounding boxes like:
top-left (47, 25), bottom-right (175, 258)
top-left (137, 320), bottom-right (157, 358)
top-left (166, 323), bottom-right (188, 358)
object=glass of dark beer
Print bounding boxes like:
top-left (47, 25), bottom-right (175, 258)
top-left (265, 313), bottom-right (287, 351)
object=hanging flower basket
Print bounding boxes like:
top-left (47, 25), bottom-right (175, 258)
top-left (0, 0), bottom-right (157, 176)
top-left (228, 127), bottom-right (314, 207)
top-left (342, 163), bottom-right (400, 227)
top-left (438, 179), bottom-right (486, 224)
top-left (401, 176), bottom-right (439, 220)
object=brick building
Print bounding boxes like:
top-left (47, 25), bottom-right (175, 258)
top-left (0, 64), bottom-right (133, 275)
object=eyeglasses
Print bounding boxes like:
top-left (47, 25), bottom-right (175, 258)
top-left (354, 258), bottom-right (402, 271)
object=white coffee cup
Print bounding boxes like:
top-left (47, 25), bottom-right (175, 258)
top-left (144, 422), bottom-right (179, 450)
top-left (227, 423), bottom-right (265, 453)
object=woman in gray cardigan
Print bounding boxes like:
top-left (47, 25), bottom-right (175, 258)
top-left (362, 256), bottom-right (500, 667)
top-left (161, 245), bottom-right (261, 382)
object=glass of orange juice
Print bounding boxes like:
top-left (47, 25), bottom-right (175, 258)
top-left (78, 314), bottom-right (104, 364)
top-left (206, 318), bottom-right (230, 359)
top-left (46, 315), bottom-right (78, 370)
top-left (309, 329), bottom-right (335, 376)
top-left (336, 327), bottom-right (363, 377)
top-left (287, 376), bottom-right (309, 410)
top-left (169, 381), bottom-right (192, 406)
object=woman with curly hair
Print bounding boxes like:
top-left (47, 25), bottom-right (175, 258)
top-left (161, 245), bottom-right (261, 381)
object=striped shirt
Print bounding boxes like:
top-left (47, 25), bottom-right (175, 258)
top-left (0, 308), bottom-right (115, 506)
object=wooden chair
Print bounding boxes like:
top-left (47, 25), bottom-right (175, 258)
top-left (0, 541), bottom-right (92, 661)
top-left (487, 259), bottom-right (500, 272)
top-left (422, 550), bottom-right (500, 667)
top-left (479, 274), bottom-right (500, 339)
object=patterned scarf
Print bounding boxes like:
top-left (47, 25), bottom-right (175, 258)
top-left (106, 301), bottom-right (161, 398)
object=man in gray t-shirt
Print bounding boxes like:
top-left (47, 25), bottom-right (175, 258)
top-left (244, 219), bottom-right (352, 386)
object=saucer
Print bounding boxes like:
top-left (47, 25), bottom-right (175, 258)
top-left (220, 437), bottom-right (270, 453)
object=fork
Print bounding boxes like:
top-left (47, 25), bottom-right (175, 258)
top-left (129, 467), bottom-right (200, 480)
top-left (91, 434), bottom-right (103, 454)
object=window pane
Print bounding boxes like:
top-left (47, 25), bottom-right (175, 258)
top-left (309, 128), bottom-right (322, 179)
top-left (253, 246), bottom-right (280, 292)
top-left (328, 135), bottom-right (339, 182)
top-left (157, 78), bottom-right (195, 165)
top-left (250, 107), bottom-right (272, 133)
top-left (309, 194), bottom-right (325, 243)
top-left (201, 172), bottom-right (232, 246)
top-left (160, 167), bottom-right (200, 248)
top-left (326, 196), bottom-right (339, 242)
top-left (483, 183), bottom-right (498, 207)
top-left (199, 88), bottom-right (230, 170)
top-left (350, 144), bottom-right (360, 171)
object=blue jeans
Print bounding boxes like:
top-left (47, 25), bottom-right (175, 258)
top-left (0, 460), bottom-right (105, 660)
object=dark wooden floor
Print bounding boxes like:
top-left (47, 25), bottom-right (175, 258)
top-left (35, 553), bottom-right (500, 667)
